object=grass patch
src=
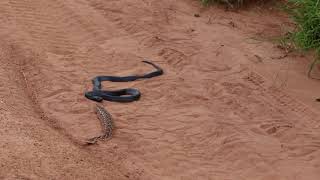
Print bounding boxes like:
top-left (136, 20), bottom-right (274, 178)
top-left (286, 0), bottom-right (320, 76)
top-left (201, 0), bottom-right (320, 75)
top-left (201, 0), bottom-right (245, 7)
top-left (201, 0), bottom-right (269, 7)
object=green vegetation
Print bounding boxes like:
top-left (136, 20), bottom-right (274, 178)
top-left (201, 0), bottom-right (245, 7)
top-left (202, 0), bottom-right (320, 76)
top-left (287, 0), bottom-right (320, 75)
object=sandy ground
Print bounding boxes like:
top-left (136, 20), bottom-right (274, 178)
top-left (1, 0), bottom-right (320, 179)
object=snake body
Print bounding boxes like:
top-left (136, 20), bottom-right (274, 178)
top-left (86, 104), bottom-right (113, 144)
top-left (85, 61), bottom-right (163, 103)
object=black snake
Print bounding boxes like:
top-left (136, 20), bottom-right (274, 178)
top-left (85, 61), bottom-right (163, 102)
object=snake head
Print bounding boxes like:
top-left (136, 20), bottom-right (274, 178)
top-left (85, 91), bottom-right (103, 102)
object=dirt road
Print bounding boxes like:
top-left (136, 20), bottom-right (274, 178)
top-left (1, 0), bottom-right (320, 179)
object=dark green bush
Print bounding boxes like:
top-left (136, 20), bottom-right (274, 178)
top-left (201, 0), bottom-right (244, 7)
top-left (288, 0), bottom-right (320, 75)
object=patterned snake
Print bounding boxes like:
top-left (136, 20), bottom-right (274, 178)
top-left (86, 104), bottom-right (113, 145)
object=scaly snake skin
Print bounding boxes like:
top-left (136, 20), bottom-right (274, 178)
top-left (86, 104), bottom-right (113, 144)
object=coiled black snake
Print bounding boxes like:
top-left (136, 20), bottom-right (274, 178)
top-left (85, 61), bottom-right (163, 102)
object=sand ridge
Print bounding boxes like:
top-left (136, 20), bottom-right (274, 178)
top-left (1, 0), bottom-right (320, 179)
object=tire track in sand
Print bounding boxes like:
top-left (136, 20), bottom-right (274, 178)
top-left (2, 0), bottom-right (123, 141)
top-left (0, 42), bottom-right (127, 180)
top-left (2, 0), bottom-right (320, 179)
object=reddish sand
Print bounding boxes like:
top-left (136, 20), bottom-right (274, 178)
top-left (1, 0), bottom-right (320, 179)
